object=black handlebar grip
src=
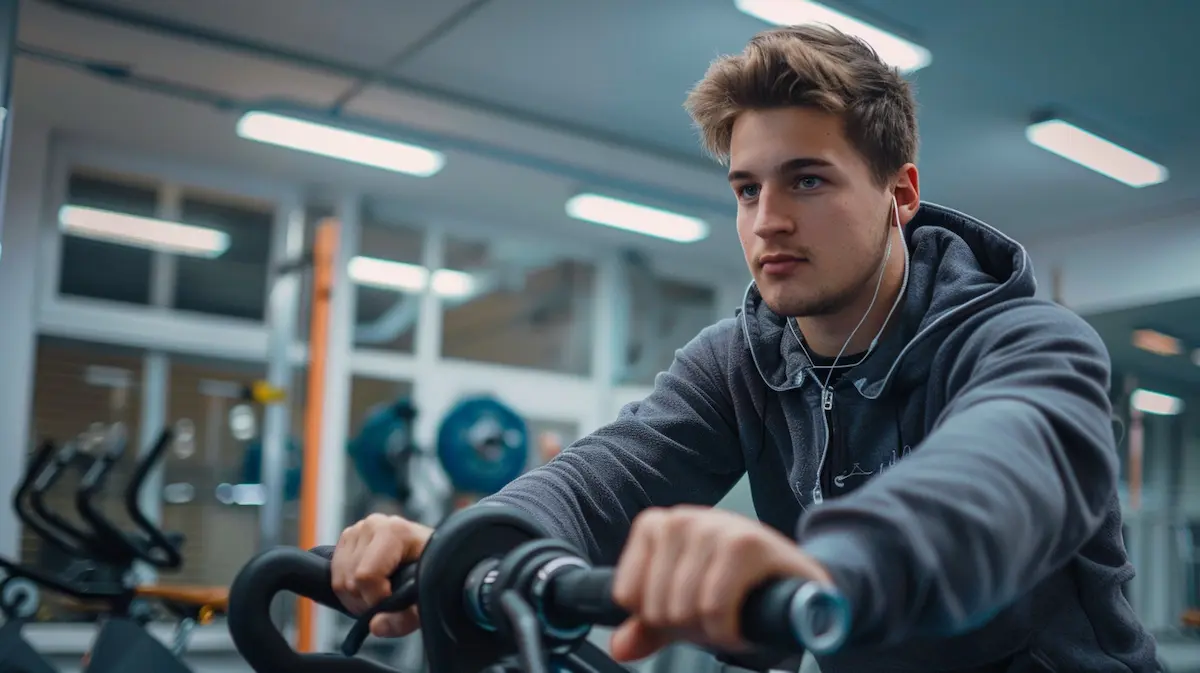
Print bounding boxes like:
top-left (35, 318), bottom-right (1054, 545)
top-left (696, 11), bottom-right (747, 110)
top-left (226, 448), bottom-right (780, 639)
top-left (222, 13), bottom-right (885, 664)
top-left (544, 567), bottom-right (627, 629)
top-left (739, 577), bottom-right (807, 649)
top-left (547, 569), bottom-right (848, 655)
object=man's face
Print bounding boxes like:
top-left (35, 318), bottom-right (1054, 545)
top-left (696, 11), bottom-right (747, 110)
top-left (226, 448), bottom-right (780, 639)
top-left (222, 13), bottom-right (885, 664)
top-left (728, 107), bottom-right (894, 317)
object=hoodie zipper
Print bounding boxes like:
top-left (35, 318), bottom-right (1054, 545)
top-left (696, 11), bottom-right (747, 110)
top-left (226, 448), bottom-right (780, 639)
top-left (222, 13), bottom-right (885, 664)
top-left (812, 386), bottom-right (834, 505)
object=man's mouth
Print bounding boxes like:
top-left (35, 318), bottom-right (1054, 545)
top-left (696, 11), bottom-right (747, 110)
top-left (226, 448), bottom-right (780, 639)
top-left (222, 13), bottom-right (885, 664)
top-left (759, 254), bottom-right (807, 274)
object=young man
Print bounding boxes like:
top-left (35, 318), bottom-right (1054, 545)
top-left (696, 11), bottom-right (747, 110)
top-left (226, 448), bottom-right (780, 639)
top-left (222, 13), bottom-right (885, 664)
top-left (332, 25), bottom-right (1158, 672)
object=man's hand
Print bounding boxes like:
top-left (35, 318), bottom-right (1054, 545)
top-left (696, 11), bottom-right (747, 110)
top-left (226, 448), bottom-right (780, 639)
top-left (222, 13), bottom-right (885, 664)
top-left (331, 513), bottom-right (434, 638)
top-left (610, 506), bottom-right (833, 662)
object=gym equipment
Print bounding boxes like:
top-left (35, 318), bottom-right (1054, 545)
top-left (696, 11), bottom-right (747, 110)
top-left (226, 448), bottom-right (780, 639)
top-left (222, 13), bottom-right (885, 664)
top-left (241, 436), bottom-right (303, 501)
top-left (348, 400), bottom-right (419, 503)
top-left (228, 504), bottom-right (849, 673)
top-left (347, 400), bottom-right (451, 529)
top-left (1, 427), bottom-right (230, 673)
top-left (436, 395), bottom-right (530, 495)
top-left (0, 576), bottom-right (53, 673)
top-left (17, 438), bottom-right (127, 594)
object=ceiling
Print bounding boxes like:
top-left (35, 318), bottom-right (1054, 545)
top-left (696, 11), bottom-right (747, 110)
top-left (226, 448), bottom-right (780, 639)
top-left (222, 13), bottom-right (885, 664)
top-left (1086, 296), bottom-right (1200, 398)
top-left (13, 0), bottom-right (1200, 278)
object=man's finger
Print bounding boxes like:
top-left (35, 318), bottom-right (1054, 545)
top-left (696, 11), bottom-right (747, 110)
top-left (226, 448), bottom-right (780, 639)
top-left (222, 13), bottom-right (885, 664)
top-left (334, 533), bottom-right (369, 614)
top-left (610, 617), bottom-right (676, 662)
top-left (612, 518), bottom-right (655, 612)
top-left (667, 530), bottom-right (713, 626)
top-left (355, 535), bottom-right (403, 607)
top-left (370, 607), bottom-right (420, 638)
top-left (698, 553), bottom-right (748, 650)
top-left (641, 523), bottom-right (678, 627)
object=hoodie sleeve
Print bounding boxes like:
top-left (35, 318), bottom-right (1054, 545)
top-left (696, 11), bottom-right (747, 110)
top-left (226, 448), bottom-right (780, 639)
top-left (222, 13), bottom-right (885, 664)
top-left (479, 321), bottom-right (747, 565)
top-left (796, 301), bottom-right (1119, 646)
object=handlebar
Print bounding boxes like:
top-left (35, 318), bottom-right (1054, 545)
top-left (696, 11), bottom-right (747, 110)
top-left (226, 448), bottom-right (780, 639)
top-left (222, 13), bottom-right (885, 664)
top-left (544, 566), bottom-right (849, 655)
top-left (122, 429), bottom-right (184, 568)
top-left (75, 424), bottom-right (143, 564)
top-left (71, 424), bottom-right (180, 566)
top-left (227, 547), bottom-right (415, 673)
top-left (13, 440), bottom-right (89, 558)
top-left (28, 441), bottom-right (125, 564)
top-left (75, 427), bottom-right (183, 569)
top-left (1, 425), bottom-right (187, 611)
top-left (227, 505), bottom-right (852, 673)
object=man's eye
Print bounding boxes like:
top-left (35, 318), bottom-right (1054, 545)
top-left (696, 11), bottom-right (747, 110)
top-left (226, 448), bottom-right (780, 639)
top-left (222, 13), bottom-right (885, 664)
top-left (738, 184), bottom-right (761, 199)
top-left (796, 176), bottom-right (824, 190)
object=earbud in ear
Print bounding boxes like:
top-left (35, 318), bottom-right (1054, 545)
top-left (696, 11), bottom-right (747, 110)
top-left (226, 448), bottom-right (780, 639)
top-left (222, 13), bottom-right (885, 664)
top-left (892, 196), bottom-right (901, 228)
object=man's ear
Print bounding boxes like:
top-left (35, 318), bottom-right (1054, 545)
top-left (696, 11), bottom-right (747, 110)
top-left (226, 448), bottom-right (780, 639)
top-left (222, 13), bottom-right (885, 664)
top-left (891, 163), bottom-right (920, 227)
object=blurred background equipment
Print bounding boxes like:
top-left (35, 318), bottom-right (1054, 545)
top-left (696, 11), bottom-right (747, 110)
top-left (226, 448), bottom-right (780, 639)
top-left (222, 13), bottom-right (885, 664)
top-left (436, 394), bottom-right (529, 498)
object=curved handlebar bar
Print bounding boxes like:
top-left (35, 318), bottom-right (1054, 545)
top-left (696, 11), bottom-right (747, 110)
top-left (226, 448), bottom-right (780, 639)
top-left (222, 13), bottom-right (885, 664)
top-left (13, 441), bottom-right (89, 558)
top-left (122, 429), bottom-right (184, 568)
top-left (75, 424), bottom-right (146, 566)
top-left (228, 547), bottom-right (416, 673)
top-left (74, 426), bottom-right (182, 569)
top-left (28, 441), bottom-right (125, 564)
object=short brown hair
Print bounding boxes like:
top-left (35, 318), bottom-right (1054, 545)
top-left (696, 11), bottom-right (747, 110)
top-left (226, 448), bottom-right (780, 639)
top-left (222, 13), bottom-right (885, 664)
top-left (684, 25), bottom-right (918, 186)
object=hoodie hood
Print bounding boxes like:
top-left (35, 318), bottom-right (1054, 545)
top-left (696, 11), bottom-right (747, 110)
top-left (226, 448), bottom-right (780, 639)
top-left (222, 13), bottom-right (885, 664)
top-left (741, 201), bottom-right (1036, 397)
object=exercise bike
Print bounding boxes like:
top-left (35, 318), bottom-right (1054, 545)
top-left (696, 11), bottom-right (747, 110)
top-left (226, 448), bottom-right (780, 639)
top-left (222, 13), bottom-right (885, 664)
top-left (0, 426), bottom-right (229, 673)
top-left (227, 504), bottom-right (850, 673)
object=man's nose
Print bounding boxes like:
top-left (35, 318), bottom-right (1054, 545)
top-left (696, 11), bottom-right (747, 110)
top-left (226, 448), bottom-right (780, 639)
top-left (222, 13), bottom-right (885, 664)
top-left (752, 188), bottom-right (795, 238)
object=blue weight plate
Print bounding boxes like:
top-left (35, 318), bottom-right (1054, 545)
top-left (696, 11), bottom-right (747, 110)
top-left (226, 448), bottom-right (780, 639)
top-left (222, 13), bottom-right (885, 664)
top-left (437, 396), bottom-right (529, 495)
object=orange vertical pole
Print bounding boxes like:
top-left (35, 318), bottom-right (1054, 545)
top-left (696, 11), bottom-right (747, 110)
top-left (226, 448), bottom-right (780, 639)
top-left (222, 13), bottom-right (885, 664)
top-left (296, 218), bottom-right (338, 652)
top-left (1126, 376), bottom-right (1143, 512)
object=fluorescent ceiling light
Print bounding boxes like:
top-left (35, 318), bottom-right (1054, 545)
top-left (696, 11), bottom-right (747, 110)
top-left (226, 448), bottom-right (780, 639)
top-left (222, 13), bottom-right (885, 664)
top-left (236, 111), bottom-right (445, 178)
top-left (348, 256), bottom-right (475, 299)
top-left (1130, 388), bottom-right (1184, 416)
top-left (734, 0), bottom-right (931, 73)
top-left (565, 194), bottom-right (709, 243)
top-left (1026, 119), bottom-right (1168, 188)
top-left (1131, 328), bottom-right (1182, 357)
top-left (59, 205), bottom-right (230, 258)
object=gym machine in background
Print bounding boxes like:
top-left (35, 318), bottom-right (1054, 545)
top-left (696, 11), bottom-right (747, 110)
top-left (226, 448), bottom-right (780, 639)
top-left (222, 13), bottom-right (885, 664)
top-left (0, 423), bottom-right (229, 673)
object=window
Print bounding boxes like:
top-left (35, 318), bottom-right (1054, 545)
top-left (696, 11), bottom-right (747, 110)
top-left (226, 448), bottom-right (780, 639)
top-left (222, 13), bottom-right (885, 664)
top-left (345, 376), bottom-right (416, 525)
top-left (352, 217), bottom-right (425, 353)
top-left (620, 270), bottom-right (716, 385)
top-left (173, 190), bottom-right (274, 321)
top-left (161, 355), bottom-right (272, 588)
top-left (58, 170), bottom-right (158, 306)
top-left (441, 235), bottom-right (595, 375)
top-left (57, 167), bottom-right (279, 323)
top-left (525, 417), bottom-right (580, 469)
top-left (23, 337), bottom-right (144, 622)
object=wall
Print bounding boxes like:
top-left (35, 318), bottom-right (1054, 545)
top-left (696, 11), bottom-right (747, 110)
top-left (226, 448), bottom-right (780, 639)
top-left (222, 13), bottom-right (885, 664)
top-left (1027, 208), bottom-right (1200, 314)
top-left (0, 110), bottom-right (48, 557)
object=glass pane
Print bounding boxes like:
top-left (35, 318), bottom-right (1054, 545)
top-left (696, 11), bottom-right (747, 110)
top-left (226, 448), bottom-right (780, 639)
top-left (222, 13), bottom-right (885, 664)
top-left (352, 217), bottom-right (425, 353)
top-left (525, 417), bottom-right (580, 469)
top-left (58, 169), bottom-right (157, 305)
top-left (173, 191), bottom-right (274, 321)
top-left (23, 336), bottom-right (144, 622)
top-left (620, 272), bottom-right (716, 385)
top-left (161, 355), bottom-right (272, 589)
top-left (345, 376), bottom-right (416, 524)
top-left (441, 236), bottom-right (595, 375)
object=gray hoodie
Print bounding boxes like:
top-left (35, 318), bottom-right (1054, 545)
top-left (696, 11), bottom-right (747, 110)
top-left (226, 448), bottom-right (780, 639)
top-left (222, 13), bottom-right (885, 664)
top-left (482, 202), bottom-right (1158, 672)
